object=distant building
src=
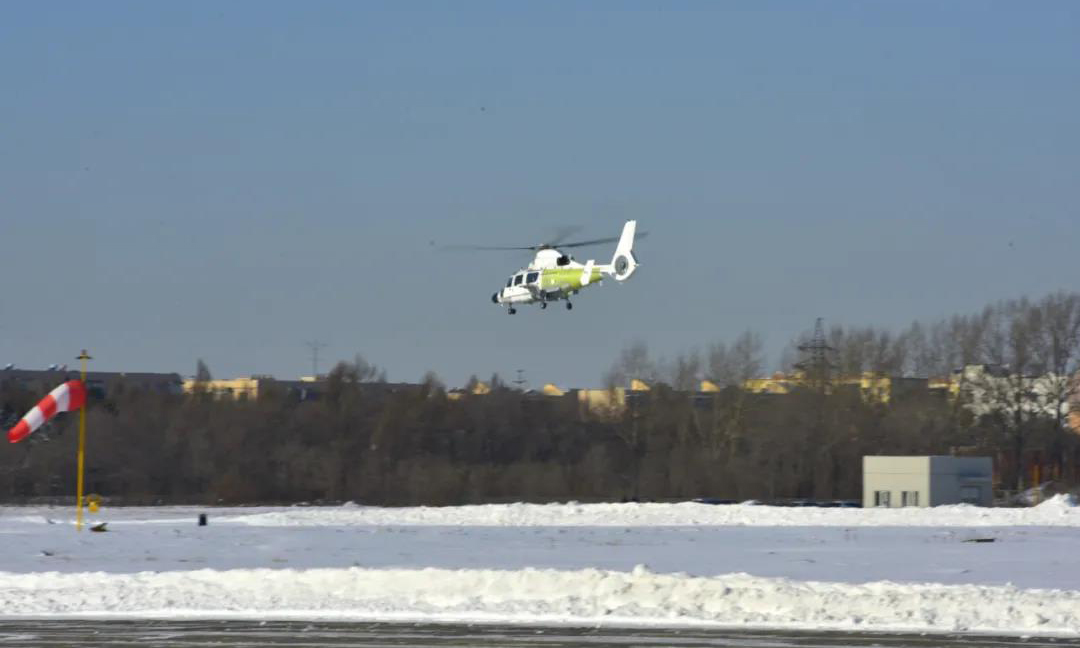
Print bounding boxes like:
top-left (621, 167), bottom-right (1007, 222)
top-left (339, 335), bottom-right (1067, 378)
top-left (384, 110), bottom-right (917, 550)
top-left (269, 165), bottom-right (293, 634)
top-left (447, 380), bottom-right (492, 400)
top-left (540, 383), bottom-right (565, 397)
top-left (0, 367), bottom-right (182, 396)
top-left (1071, 381), bottom-right (1080, 433)
top-left (182, 375), bottom-right (325, 400)
top-left (742, 366), bottom-right (1079, 429)
top-left (699, 380), bottom-right (723, 393)
top-left (184, 376), bottom-right (265, 399)
top-left (446, 380), bottom-right (576, 401)
top-left (951, 364), bottom-right (1073, 427)
top-left (183, 375), bottom-right (419, 401)
top-left (863, 456), bottom-right (993, 508)
top-left (743, 372), bottom-right (800, 395)
top-left (569, 379), bottom-right (653, 417)
top-left (572, 387), bottom-right (626, 416)
top-left (743, 371), bottom-right (929, 404)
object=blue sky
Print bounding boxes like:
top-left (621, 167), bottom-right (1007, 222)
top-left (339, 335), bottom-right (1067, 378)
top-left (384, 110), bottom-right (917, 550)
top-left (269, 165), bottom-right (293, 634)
top-left (2, 2), bottom-right (1078, 387)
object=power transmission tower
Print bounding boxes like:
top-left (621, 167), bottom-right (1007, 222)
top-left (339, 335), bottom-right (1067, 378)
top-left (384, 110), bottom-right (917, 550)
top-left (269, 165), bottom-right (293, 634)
top-left (512, 369), bottom-right (528, 391)
top-left (305, 340), bottom-right (327, 378)
top-left (795, 317), bottom-right (834, 394)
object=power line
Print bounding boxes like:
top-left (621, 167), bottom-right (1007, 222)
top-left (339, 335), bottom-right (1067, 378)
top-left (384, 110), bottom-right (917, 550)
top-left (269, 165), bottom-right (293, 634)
top-left (305, 340), bottom-right (328, 378)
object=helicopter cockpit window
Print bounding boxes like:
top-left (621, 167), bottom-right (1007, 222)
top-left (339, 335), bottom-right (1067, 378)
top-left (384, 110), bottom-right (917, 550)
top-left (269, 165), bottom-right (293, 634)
top-left (526, 272), bottom-right (539, 283)
top-left (506, 277), bottom-right (513, 288)
top-left (513, 274), bottom-right (523, 286)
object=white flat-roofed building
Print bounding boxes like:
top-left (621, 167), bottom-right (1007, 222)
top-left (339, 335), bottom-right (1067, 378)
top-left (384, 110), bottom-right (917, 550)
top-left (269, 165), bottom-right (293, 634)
top-left (863, 456), bottom-right (993, 508)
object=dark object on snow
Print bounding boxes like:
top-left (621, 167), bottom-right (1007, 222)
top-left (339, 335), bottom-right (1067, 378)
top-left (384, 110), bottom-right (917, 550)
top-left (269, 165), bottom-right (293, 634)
top-left (199, 513), bottom-right (207, 526)
top-left (90, 522), bottom-right (108, 532)
top-left (963, 537), bottom-right (995, 543)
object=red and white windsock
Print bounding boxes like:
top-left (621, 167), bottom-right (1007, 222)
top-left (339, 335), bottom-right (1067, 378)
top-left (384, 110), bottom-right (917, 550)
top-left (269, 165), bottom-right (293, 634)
top-left (7, 380), bottom-right (86, 444)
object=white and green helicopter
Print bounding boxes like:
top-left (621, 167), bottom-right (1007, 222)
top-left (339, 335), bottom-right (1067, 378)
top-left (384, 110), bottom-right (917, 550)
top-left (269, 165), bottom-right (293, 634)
top-left (479, 220), bottom-right (641, 314)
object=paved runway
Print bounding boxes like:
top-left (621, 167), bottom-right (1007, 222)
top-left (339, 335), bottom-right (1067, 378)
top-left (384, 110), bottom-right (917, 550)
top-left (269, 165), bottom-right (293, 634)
top-left (0, 621), bottom-right (1076, 647)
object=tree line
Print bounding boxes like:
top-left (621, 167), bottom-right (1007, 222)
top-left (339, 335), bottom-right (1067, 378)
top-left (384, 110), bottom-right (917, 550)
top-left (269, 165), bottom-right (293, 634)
top-left (1, 291), bottom-right (1078, 505)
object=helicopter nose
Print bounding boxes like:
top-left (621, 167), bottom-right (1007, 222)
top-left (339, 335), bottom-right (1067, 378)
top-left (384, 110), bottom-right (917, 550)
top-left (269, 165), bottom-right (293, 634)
top-left (491, 292), bottom-right (499, 304)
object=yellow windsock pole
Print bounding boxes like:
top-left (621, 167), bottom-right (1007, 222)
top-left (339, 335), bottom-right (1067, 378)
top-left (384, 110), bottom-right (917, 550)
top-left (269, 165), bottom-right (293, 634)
top-left (76, 350), bottom-right (92, 531)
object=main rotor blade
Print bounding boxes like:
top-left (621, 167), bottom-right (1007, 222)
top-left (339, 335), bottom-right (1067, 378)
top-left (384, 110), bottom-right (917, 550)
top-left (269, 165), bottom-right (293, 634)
top-left (440, 226), bottom-right (582, 252)
top-left (557, 231), bottom-right (649, 249)
top-left (440, 244), bottom-right (540, 251)
top-left (438, 230), bottom-right (647, 252)
top-left (546, 225), bottom-right (584, 247)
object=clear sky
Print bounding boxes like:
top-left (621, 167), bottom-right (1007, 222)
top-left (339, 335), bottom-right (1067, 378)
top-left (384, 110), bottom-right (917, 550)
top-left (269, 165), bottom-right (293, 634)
top-left (2, 2), bottom-right (1078, 388)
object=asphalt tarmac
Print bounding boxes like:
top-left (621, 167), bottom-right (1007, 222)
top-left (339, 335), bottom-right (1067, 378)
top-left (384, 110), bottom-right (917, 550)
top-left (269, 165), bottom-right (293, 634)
top-left (0, 621), bottom-right (1077, 648)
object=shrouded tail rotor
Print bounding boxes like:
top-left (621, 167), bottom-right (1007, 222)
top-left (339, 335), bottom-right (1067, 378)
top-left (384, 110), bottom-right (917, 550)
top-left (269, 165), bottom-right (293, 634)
top-left (609, 220), bottom-right (639, 281)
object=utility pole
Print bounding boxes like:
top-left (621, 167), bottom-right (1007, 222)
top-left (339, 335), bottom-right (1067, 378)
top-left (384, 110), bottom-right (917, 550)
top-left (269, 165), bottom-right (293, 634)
top-left (794, 319), bottom-right (835, 499)
top-left (305, 340), bottom-right (327, 378)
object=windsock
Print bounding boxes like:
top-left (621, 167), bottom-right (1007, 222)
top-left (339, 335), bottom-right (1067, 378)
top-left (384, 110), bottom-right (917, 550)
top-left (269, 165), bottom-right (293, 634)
top-left (7, 380), bottom-right (86, 443)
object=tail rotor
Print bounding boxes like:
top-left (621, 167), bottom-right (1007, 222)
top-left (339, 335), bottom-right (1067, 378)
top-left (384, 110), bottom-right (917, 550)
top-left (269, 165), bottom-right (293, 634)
top-left (609, 220), bottom-right (639, 281)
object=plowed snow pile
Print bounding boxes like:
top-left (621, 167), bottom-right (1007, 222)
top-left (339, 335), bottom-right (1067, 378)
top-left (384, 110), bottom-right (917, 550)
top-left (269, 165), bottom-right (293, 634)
top-left (1, 496), bottom-right (1077, 635)
top-left (219, 494), bottom-right (1080, 527)
top-left (5, 566), bottom-right (1080, 634)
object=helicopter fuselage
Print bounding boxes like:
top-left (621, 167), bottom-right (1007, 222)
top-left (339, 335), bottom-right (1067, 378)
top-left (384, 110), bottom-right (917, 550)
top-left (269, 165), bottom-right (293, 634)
top-left (492, 254), bottom-right (604, 308)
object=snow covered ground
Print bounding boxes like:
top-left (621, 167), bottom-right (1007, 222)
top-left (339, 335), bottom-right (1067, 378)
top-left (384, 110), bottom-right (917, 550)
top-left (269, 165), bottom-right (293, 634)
top-left (1, 497), bottom-right (1078, 635)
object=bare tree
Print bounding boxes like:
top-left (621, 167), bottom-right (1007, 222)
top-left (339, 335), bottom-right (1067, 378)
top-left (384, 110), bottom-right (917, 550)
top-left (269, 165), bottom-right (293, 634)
top-left (1030, 292), bottom-right (1080, 480)
top-left (195, 359), bottom-right (212, 382)
top-left (420, 371), bottom-right (446, 396)
top-left (669, 351), bottom-right (702, 391)
top-left (966, 299), bottom-right (1044, 490)
top-left (354, 354), bottom-right (387, 382)
top-left (700, 330), bottom-right (764, 464)
top-left (189, 359), bottom-right (214, 396)
top-left (899, 318), bottom-right (964, 380)
top-left (907, 316), bottom-right (982, 380)
top-left (828, 326), bottom-right (905, 377)
top-left (706, 330), bottom-right (763, 387)
top-left (604, 340), bottom-right (659, 389)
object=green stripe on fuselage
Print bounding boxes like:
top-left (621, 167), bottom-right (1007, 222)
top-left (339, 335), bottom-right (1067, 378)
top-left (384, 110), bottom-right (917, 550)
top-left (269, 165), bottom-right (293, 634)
top-left (540, 268), bottom-right (602, 293)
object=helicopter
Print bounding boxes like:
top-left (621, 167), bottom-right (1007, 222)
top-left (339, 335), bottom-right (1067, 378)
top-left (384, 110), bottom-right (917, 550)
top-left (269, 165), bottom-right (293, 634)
top-left (476, 220), bottom-right (641, 314)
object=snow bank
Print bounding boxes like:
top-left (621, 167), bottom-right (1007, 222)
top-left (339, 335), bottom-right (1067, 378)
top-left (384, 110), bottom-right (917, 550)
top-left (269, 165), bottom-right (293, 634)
top-left (217, 495), bottom-right (1080, 528)
top-left (2, 566), bottom-right (1078, 635)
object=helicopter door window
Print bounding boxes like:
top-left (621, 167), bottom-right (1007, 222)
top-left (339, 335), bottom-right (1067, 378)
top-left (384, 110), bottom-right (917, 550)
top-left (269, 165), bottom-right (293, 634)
top-left (526, 272), bottom-right (539, 283)
top-left (513, 274), bottom-right (523, 286)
